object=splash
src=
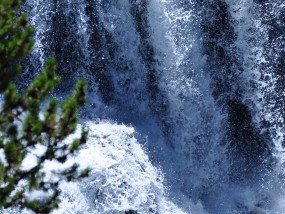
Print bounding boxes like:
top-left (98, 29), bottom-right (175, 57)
top-left (12, 0), bottom-right (285, 213)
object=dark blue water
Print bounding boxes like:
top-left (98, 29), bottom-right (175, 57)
top-left (20, 0), bottom-right (285, 213)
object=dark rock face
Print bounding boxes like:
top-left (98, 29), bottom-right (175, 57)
top-left (84, 0), bottom-right (115, 103)
top-left (197, 0), bottom-right (273, 181)
top-left (129, 0), bottom-right (171, 144)
top-left (51, 1), bottom-right (84, 91)
top-left (227, 100), bottom-right (271, 181)
top-left (19, 0), bottom-right (285, 212)
top-left (199, 0), bottom-right (241, 103)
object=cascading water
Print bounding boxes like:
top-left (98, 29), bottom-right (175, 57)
top-left (9, 0), bottom-right (285, 213)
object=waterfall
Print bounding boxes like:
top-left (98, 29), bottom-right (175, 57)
top-left (11, 0), bottom-right (285, 213)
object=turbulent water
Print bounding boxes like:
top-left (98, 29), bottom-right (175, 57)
top-left (13, 0), bottom-right (285, 213)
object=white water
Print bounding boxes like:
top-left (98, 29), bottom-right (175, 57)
top-left (55, 122), bottom-right (195, 214)
top-left (2, 122), bottom-right (204, 214)
top-left (3, 0), bottom-right (285, 213)
top-left (227, 0), bottom-right (285, 212)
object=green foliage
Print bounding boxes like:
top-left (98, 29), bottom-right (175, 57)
top-left (0, 0), bottom-right (89, 213)
top-left (0, 0), bottom-right (34, 92)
